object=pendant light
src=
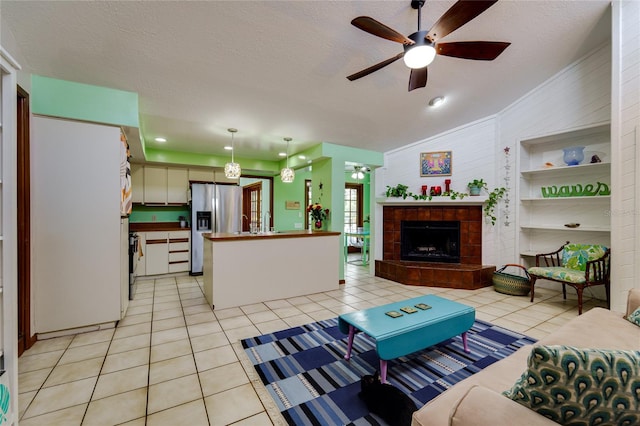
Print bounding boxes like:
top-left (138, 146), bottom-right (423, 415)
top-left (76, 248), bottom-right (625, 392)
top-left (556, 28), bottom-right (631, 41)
top-left (280, 137), bottom-right (295, 183)
top-left (224, 128), bottom-right (241, 179)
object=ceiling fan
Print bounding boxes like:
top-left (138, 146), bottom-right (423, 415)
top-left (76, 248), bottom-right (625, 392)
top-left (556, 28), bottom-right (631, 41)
top-left (347, 0), bottom-right (510, 91)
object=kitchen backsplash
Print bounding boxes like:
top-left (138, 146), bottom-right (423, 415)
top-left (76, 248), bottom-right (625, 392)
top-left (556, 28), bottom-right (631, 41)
top-left (130, 205), bottom-right (190, 224)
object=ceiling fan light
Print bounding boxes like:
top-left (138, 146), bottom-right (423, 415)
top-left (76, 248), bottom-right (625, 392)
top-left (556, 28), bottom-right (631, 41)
top-left (403, 44), bottom-right (436, 69)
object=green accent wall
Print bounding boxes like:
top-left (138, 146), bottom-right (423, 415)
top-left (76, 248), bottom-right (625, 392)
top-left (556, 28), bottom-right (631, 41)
top-left (31, 75), bottom-right (139, 127)
top-left (130, 205), bottom-right (190, 224)
top-left (273, 168), bottom-right (311, 231)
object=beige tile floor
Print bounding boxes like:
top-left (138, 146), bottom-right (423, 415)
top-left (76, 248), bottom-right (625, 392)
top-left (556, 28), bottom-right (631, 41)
top-left (18, 255), bottom-right (607, 425)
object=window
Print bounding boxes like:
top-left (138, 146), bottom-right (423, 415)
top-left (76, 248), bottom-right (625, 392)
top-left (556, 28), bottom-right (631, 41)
top-left (344, 183), bottom-right (363, 233)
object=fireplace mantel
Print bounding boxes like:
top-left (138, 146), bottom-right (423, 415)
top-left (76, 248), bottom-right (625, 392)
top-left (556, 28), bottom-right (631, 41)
top-left (376, 197), bottom-right (487, 206)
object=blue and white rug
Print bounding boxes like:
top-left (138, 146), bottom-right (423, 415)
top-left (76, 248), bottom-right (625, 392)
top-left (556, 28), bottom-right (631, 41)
top-left (242, 318), bottom-right (536, 425)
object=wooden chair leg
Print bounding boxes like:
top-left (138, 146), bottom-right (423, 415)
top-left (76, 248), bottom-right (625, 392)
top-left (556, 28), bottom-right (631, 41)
top-left (576, 287), bottom-right (584, 315)
top-left (530, 277), bottom-right (537, 302)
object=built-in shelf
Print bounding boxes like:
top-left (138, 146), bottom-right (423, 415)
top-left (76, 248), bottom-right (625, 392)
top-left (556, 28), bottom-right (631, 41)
top-left (520, 195), bottom-right (610, 202)
top-left (518, 123), bottom-right (611, 265)
top-left (521, 161), bottom-right (610, 179)
top-left (520, 224), bottom-right (610, 232)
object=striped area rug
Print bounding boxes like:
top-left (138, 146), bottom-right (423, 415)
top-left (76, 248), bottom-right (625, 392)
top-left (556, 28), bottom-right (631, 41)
top-left (242, 318), bottom-right (536, 425)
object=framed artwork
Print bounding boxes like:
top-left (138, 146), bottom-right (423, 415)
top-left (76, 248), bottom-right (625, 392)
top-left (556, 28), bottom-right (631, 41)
top-left (420, 151), bottom-right (452, 176)
top-left (285, 201), bottom-right (301, 210)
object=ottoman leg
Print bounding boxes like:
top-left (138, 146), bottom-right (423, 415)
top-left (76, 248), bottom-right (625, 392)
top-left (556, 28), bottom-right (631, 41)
top-left (462, 332), bottom-right (470, 353)
top-left (344, 325), bottom-right (355, 360)
top-left (380, 360), bottom-right (388, 384)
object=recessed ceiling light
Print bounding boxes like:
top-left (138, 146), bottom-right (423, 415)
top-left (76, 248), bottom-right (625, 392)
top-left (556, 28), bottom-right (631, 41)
top-left (278, 152), bottom-right (287, 157)
top-left (155, 137), bottom-right (167, 142)
top-left (428, 96), bottom-right (445, 108)
top-left (298, 155), bottom-right (306, 160)
top-left (224, 146), bottom-right (233, 150)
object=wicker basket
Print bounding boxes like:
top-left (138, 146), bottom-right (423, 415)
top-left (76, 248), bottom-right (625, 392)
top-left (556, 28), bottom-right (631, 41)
top-left (492, 264), bottom-right (531, 296)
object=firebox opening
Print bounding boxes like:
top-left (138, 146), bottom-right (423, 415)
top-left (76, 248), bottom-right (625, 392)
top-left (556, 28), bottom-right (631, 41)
top-left (401, 221), bottom-right (460, 263)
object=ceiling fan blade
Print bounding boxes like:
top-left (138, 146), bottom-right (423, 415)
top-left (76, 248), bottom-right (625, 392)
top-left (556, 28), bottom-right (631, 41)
top-left (352, 16), bottom-right (414, 45)
top-left (408, 67), bottom-right (428, 92)
top-left (427, 1), bottom-right (498, 42)
top-left (347, 52), bottom-right (404, 81)
top-left (436, 41), bottom-right (510, 60)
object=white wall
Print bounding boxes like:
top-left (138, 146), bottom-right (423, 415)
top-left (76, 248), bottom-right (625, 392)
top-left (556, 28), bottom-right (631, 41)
top-left (610, 0), bottom-right (640, 312)
top-left (498, 43), bottom-right (612, 265)
top-left (377, 42), bottom-right (612, 278)
top-left (375, 116), bottom-right (500, 265)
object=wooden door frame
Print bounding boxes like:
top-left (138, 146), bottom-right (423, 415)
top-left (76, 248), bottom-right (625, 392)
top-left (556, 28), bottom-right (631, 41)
top-left (242, 182), bottom-right (263, 232)
top-left (17, 84), bottom-right (34, 354)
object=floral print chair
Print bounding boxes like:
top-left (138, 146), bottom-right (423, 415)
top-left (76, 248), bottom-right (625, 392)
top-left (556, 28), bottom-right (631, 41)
top-left (528, 242), bottom-right (610, 315)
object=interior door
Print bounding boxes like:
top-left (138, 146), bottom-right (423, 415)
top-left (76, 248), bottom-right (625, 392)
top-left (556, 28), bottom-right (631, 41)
top-left (242, 182), bottom-right (262, 232)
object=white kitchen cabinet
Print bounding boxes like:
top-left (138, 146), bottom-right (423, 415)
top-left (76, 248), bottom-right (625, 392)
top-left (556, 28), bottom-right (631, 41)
top-left (518, 123), bottom-right (611, 264)
top-left (145, 231), bottom-right (169, 275)
top-left (138, 230), bottom-right (190, 275)
top-left (169, 231), bottom-right (190, 272)
top-left (167, 168), bottom-right (188, 204)
top-left (214, 170), bottom-right (238, 184)
top-left (131, 163), bottom-right (144, 203)
top-left (188, 168), bottom-right (215, 182)
top-left (143, 166), bottom-right (168, 204)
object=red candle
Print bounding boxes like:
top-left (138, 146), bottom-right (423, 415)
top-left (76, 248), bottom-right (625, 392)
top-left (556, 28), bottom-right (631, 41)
top-left (421, 185), bottom-right (428, 196)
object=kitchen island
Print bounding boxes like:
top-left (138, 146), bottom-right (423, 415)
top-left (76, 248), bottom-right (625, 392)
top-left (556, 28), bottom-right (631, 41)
top-left (202, 230), bottom-right (341, 309)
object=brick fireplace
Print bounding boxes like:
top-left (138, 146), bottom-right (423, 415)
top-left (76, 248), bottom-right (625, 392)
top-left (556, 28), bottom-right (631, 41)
top-left (375, 204), bottom-right (495, 289)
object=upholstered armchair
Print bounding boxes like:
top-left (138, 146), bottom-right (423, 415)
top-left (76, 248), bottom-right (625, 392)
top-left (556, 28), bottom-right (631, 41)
top-left (528, 242), bottom-right (610, 315)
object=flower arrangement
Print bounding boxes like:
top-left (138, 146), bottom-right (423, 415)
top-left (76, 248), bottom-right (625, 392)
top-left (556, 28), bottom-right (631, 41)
top-left (307, 203), bottom-right (329, 228)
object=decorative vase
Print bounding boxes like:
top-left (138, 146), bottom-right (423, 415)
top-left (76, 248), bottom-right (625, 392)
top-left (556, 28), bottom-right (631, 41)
top-left (315, 220), bottom-right (322, 229)
top-left (562, 146), bottom-right (585, 166)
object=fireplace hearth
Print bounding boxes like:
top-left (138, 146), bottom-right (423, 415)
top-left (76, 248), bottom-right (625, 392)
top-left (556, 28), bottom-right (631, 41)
top-left (375, 205), bottom-right (494, 290)
top-left (401, 221), bottom-right (460, 263)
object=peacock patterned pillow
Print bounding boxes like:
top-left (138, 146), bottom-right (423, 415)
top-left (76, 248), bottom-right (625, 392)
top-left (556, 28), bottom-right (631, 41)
top-left (503, 345), bottom-right (640, 426)
top-left (562, 244), bottom-right (608, 272)
top-left (627, 307), bottom-right (640, 327)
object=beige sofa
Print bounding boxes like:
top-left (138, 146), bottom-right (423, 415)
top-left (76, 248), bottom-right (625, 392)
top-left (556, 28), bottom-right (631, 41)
top-left (412, 289), bottom-right (640, 426)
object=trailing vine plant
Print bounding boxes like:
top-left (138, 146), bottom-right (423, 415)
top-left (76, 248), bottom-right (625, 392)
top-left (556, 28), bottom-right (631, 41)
top-left (484, 187), bottom-right (506, 225)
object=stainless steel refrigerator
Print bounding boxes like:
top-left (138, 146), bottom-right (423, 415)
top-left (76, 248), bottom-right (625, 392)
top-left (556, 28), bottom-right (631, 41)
top-left (191, 183), bottom-right (242, 274)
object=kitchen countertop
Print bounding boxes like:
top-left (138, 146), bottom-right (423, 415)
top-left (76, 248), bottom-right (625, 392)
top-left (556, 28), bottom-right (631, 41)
top-left (203, 230), bottom-right (340, 241)
top-left (129, 222), bottom-right (191, 232)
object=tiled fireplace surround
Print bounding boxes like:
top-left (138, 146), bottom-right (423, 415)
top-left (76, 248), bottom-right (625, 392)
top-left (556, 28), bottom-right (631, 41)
top-left (375, 205), bottom-right (495, 289)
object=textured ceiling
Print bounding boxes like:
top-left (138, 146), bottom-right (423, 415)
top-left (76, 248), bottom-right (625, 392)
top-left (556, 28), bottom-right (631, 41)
top-left (1, 0), bottom-right (611, 164)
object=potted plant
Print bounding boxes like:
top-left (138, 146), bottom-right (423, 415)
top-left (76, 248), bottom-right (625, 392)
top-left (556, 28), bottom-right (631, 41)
top-left (467, 179), bottom-right (487, 196)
